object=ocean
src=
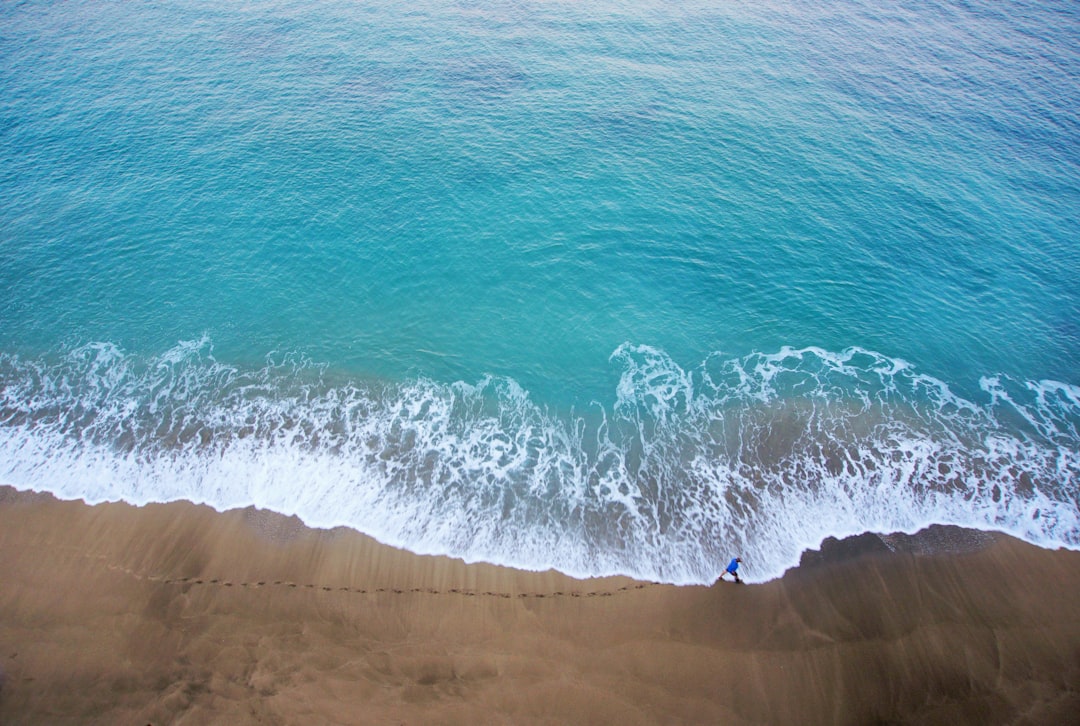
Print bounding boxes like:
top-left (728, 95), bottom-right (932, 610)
top-left (1, 0), bottom-right (1078, 583)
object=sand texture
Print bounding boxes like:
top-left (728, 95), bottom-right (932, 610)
top-left (1, 487), bottom-right (1079, 725)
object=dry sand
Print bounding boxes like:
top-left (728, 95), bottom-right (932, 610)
top-left (1, 486), bottom-right (1079, 725)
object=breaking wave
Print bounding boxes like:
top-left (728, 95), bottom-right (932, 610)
top-left (1, 338), bottom-right (1077, 583)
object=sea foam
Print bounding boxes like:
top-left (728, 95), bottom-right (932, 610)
top-left (1, 338), bottom-right (1077, 583)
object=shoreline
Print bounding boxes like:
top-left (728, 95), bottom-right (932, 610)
top-left (2, 487), bottom-right (1079, 724)
top-left (4, 341), bottom-right (1076, 587)
top-left (2, 482), bottom-right (1063, 587)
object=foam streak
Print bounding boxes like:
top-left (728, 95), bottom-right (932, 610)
top-left (1, 339), bottom-right (1077, 583)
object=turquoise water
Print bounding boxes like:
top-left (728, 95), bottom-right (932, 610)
top-left (2, 0), bottom-right (1078, 582)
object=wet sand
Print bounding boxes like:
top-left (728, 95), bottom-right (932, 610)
top-left (1, 486), bottom-right (1078, 725)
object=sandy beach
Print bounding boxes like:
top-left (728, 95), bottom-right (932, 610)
top-left (1, 486), bottom-right (1078, 725)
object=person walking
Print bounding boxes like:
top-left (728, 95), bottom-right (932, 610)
top-left (718, 557), bottom-right (743, 583)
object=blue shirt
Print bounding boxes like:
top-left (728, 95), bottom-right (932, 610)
top-left (726, 558), bottom-right (739, 574)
